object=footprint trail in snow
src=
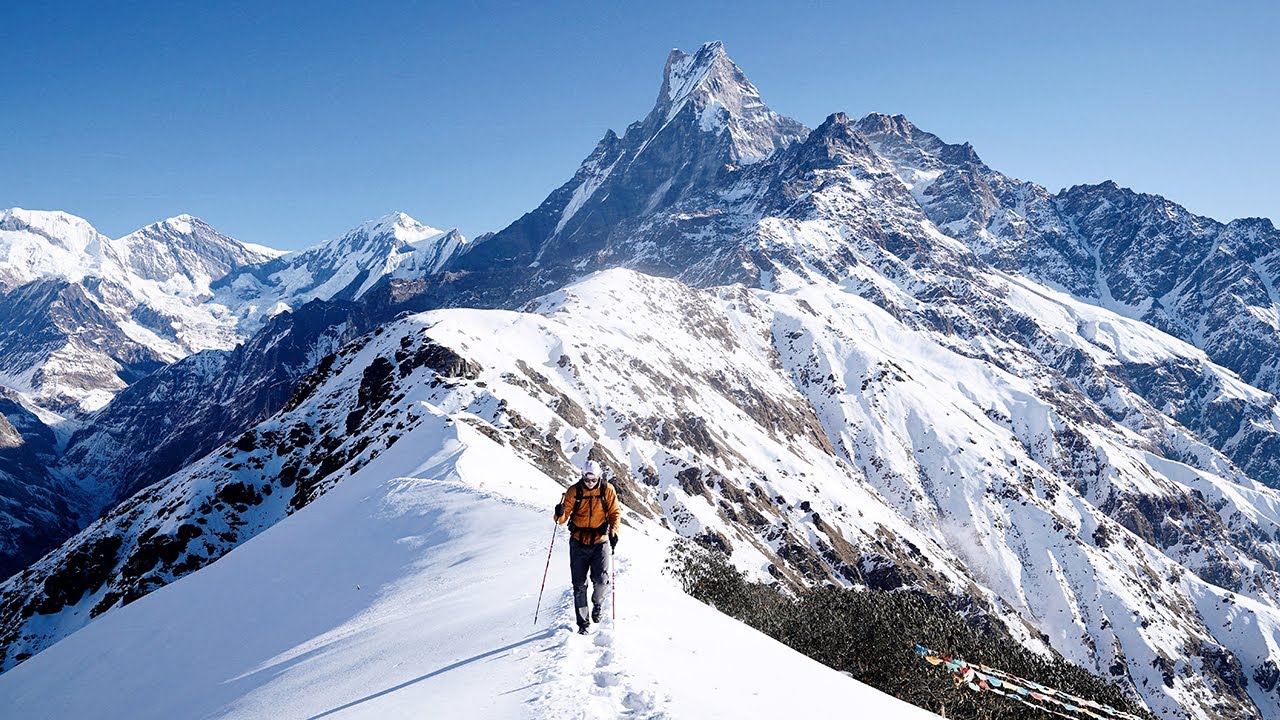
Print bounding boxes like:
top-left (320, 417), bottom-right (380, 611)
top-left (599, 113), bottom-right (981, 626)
top-left (525, 558), bottom-right (669, 719)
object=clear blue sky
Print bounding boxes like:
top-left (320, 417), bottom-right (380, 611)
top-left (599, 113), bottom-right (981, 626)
top-left (3, 0), bottom-right (1276, 249)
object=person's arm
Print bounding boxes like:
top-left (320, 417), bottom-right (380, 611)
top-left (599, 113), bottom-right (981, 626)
top-left (554, 487), bottom-right (573, 524)
top-left (606, 484), bottom-right (621, 539)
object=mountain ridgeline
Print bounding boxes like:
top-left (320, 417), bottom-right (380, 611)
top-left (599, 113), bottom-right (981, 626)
top-left (4, 41), bottom-right (1280, 720)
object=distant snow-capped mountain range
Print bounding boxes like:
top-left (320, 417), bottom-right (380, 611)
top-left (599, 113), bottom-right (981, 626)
top-left (0, 208), bottom-right (464, 414)
top-left (0, 210), bottom-right (463, 578)
top-left (5, 40), bottom-right (1280, 719)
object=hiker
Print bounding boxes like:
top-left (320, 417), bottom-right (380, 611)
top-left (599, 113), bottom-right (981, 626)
top-left (553, 460), bottom-right (620, 634)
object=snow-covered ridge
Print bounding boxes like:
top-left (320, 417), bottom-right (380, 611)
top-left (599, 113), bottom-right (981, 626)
top-left (0, 208), bottom-right (275, 295)
top-left (9, 268), bottom-right (1280, 717)
top-left (0, 395), bottom-right (937, 719)
top-left (0, 208), bottom-right (105, 261)
top-left (0, 208), bottom-right (110, 289)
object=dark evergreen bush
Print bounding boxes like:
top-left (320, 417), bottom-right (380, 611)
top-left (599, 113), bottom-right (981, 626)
top-left (666, 542), bottom-right (1155, 720)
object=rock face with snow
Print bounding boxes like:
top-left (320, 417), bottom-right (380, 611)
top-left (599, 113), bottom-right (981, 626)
top-left (1055, 186), bottom-right (1280, 400)
top-left (8, 41), bottom-right (1280, 720)
top-left (850, 117), bottom-right (1280, 415)
top-left (0, 210), bottom-right (278, 413)
top-left (110, 214), bottom-right (279, 293)
top-left (0, 278), bottom-right (167, 413)
top-left (212, 212), bottom-right (465, 330)
top-left (7, 270), bottom-right (1280, 719)
top-left (56, 298), bottom-right (374, 519)
top-left (425, 41), bottom-right (806, 306)
top-left (0, 390), bottom-right (79, 580)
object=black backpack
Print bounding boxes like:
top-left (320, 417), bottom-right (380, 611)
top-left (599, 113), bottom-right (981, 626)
top-left (567, 476), bottom-right (616, 543)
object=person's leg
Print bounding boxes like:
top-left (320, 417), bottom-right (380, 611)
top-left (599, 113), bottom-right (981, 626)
top-left (589, 540), bottom-right (611, 621)
top-left (569, 540), bottom-right (591, 629)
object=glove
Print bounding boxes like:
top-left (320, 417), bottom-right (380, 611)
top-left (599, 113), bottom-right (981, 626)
top-left (609, 534), bottom-right (618, 549)
top-left (554, 503), bottom-right (564, 518)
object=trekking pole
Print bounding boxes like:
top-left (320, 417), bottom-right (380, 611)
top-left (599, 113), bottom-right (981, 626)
top-left (533, 522), bottom-right (557, 625)
top-left (612, 550), bottom-right (617, 621)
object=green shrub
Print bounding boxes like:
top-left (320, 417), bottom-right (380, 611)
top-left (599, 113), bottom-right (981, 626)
top-left (666, 542), bottom-right (1154, 720)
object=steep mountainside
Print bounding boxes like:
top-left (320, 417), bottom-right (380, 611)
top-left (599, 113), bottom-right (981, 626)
top-left (56, 299), bottom-right (374, 519)
top-left (0, 279), bottom-right (167, 413)
top-left (0, 402), bottom-right (938, 720)
top-left (0, 390), bottom-right (79, 580)
top-left (8, 270), bottom-right (1280, 718)
top-left (851, 117), bottom-right (1280, 408)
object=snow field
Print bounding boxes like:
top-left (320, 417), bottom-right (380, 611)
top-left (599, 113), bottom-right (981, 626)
top-left (0, 415), bottom-right (937, 719)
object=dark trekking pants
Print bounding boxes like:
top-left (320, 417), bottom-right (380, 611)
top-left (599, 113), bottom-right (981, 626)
top-left (569, 538), bottom-right (611, 626)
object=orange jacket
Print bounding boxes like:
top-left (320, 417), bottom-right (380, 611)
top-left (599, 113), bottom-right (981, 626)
top-left (555, 480), bottom-right (620, 544)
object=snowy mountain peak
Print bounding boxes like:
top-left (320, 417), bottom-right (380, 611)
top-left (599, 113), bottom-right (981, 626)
top-left (449, 42), bottom-right (811, 282)
top-left (319, 212), bottom-right (456, 262)
top-left (353, 211), bottom-right (446, 246)
top-left (128, 214), bottom-right (215, 243)
top-left (855, 112), bottom-right (983, 169)
top-left (792, 111), bottom-right (881, 170)
top-left (148, 214), bottom-right (246, 243)
top-left (0, 207), bottom-right (106, 257)
top-left (650, 41), bottom-right (806, 165)
top-left (113, 214), bottom-right (278, 285)
top-left (1, 207), bottom-right (97, 232)
top-left (210, 212), bottom-right (466, 332)
top-left (661, 40), bottom-right (729, 105)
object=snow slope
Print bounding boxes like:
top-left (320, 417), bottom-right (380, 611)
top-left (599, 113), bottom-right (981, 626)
top-left (0, 410), bottom-right (935, 720)
top-left (15, 267), bottom-right (1280, 717)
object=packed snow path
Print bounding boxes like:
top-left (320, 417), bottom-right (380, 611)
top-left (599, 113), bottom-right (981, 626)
top-left (530, 554), bottom-right (668, 719)
top-left (0, 423), bottom-right (937, 718)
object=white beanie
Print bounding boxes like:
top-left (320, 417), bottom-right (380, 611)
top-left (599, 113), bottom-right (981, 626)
top-left (583, 460), bottom-right (603, 478)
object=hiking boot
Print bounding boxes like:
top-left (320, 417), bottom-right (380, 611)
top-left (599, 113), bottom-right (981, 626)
top-left (577, 623), bottom-right (589, 635)
top-left (591, 605), bottom-right (602, 623)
